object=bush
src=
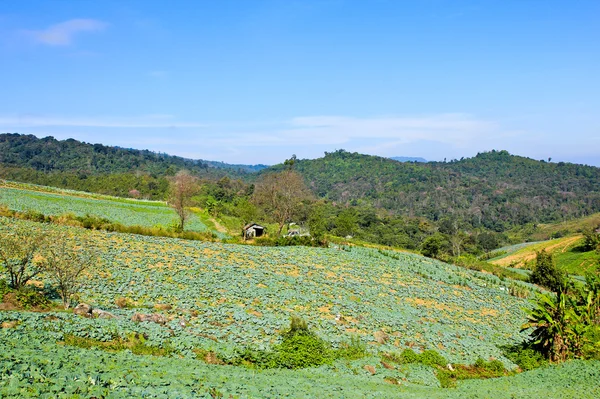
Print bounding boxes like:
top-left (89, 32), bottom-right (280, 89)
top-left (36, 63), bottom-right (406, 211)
top-left (254, 236), bottom-right (327, 248)
top-left (419, 349), bottom-right (448, 368)
top-left (225, 316), bottom-right (361, 369)
top-left (14, 286), bottom-right (50, 309)
top-left (399, 348), bottom-right (419, 364)
top-left (274, 332), bottom-right (330, 369)
top-left (502, 344), bottom-right (547, 371)
top-left (334, 336), bottom-right (368, 361)
top-left (384, 348), bottom-right (446, 367)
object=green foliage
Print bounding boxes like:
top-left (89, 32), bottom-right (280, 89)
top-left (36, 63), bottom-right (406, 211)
top-left (421, 233), bottom-right (449, 259)
top-left (503, 344), bottom-right (548, 371)
top-left (437, 358), bottom-right (508, 388)
top-left (273, 330), bottom-right (330, 369)
top-left (530, 250), bottom-right (565, 292)
top-left (385, 348), bottom-right (447, 368)
top-left (523, 272), bottom-right (600, 362)
top-left (582, 229), bottom-right (600, 251)
top-left (14, 286), bottom-right (50, 309)
top-left (399, 348), bottom-right (420, 364)
top-left (64, 333), bottom-right (175, 357)
top-left (420, 349), bottom-right (449, 368)
top-left (254, 235), bottom-right (326, 247)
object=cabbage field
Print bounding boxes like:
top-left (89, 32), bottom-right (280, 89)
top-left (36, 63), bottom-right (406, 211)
top-left (0, 184), bottom-right (213, 233)
top-left (1, 218), bottom-right (600, 398)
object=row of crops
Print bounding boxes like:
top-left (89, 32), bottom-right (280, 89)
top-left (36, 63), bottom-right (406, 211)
top-left (1, 316), bottom-right (599, 398)
top-left (1, 218), bottom-right (538, 364)
top-left (0, 185), bottom-right (215, 234)
top-left (1, 218), bottom-right (599, 397)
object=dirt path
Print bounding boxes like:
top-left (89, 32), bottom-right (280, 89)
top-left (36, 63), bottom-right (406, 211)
top-left (209, 217), bottom-right (229, 234)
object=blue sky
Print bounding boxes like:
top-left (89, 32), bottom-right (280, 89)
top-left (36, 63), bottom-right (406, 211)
top-left (1, 0), bottom-right (599, 165)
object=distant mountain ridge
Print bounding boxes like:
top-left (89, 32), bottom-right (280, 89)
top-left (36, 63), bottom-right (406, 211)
top-left (0, 133), bottom-right (266, 174)
top-left (390, 156), bottom-right (427, 163)
top-left (2, 133), bottom-right (600, 232)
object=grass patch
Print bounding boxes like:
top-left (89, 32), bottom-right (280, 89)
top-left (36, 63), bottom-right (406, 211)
top-left (436, 358), bottom-right (510, 388)
top-left (63, 333), bottom-right (175, 357)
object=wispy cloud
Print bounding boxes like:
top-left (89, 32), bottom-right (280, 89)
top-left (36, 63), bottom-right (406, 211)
top-left (0, 114), bottom-right (206, 128)
top-left (0, 112), bottom-right (522, 163)
top-left (23, 19), bottom-right (107, 46)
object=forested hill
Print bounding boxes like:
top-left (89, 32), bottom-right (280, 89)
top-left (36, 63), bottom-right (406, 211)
top-left (273, 150), bottom-right (600, 231)
top-left (0, 133), bottom-right (266, 175)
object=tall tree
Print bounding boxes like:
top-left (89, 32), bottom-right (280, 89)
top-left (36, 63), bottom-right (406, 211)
top-left (43, 233), bottom-right (96, 309)
top-left (530, 250), bottom-right (565, 293)
top-left (252, 167), bottom-right (313, 235)
top-left (0, 221), bottom-right (47, 289)
top-left (168, 170), bottom-right (199, 231)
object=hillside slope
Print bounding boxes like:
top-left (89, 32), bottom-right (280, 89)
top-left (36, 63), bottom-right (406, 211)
top-left (3, 219), bottom-right (600, 398)
top-left (490, 235), bottom-right (599, 275)
top-left (0, 133), bottom-right (265, 174)
top-left (275, 149), bottom-right (600, 231)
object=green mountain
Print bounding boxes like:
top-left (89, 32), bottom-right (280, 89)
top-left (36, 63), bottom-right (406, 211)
top-left (0, 133), bottom-right (263, 199)
top-left (0, 133), bottom-right (265, 174)
top-left (270, 149), bottom-right (600, 232)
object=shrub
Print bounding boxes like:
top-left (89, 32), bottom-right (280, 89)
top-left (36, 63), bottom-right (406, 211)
top-left (334, 336), bottom-right (368, 361)
top-left (14, 286), bottom-right (50, 309)
top-left (419, 349), bottom-right (448, 368)
top-left (399, 348), bottom-right (419, 364)
top-left (502, 344), bottom-right (548, 371)
top-left (274, 332), bottom-right (330, 369)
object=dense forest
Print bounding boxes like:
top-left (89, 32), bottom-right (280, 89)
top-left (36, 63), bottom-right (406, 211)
top-left (0, 133), bottom-right (264, 198)
top-left (2, 133), bottom-right (600, 256)
top-left (283, 150), bottom-right (600, 231)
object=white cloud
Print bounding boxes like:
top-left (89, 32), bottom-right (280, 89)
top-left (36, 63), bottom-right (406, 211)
top-left (24, 19), bottom-right (106, 46)
top-left (0, 114), bottom-right (207, 128)
top-left (1, 112), bottom-right (525, 163)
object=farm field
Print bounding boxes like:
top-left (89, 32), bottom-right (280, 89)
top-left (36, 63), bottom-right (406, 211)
top-left (4, 218), bottom-right (598, 397)
top-left (0, 182), bottom-right (222, 236)
top-left (490, 235), bottom-right (599, 276)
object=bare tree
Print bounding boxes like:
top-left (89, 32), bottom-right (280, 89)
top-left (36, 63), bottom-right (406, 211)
top-left (0, 222), bottom-right (47, 289)
top-left (168, 170), bottom-right (199, 231)
top-left (252, 168), bottom-right (313, 235)
top-left (44, 233), bottom-right (96, 309)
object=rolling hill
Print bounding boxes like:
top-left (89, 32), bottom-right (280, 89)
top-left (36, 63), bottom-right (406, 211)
top-left (5, 217), bottom-right (599, 398)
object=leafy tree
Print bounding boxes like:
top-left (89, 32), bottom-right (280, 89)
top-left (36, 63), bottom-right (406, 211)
top-left (582, 228), bottom-right (600, 252)
top-left (43, 233), bottom-right (96, 309)
top-left (333, 208), bottom-right (358, 237)
top-left (477, 231), bottom-right (499, 254)
top-left (0, 221), bottom-right (47, 289)
top-left (307, 203), bottom-right (327, 240)
top-left (252, 168), bottom-right (313, 235)
top-left (530, 250), bottom-right (565, 293)
top-left (421, 233), bottom-right (448, 259)
top-left (168, 170), bottom-right (199, 231)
